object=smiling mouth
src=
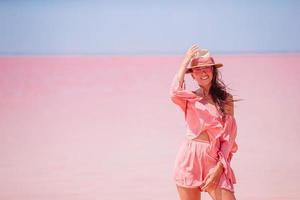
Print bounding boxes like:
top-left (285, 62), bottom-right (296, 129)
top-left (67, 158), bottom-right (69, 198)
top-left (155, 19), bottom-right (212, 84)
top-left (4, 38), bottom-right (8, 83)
top-left (200, 76), bottom-right (209, 80)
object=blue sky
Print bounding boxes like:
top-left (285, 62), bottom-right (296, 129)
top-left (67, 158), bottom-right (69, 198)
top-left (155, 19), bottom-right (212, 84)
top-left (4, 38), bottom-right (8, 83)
top-left (0, 0), bottom-right (299, 55)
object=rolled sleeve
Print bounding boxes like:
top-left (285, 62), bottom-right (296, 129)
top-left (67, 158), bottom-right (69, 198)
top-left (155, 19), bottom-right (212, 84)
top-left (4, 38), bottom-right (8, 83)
top-left (169, 73), bottom-right (197, 112)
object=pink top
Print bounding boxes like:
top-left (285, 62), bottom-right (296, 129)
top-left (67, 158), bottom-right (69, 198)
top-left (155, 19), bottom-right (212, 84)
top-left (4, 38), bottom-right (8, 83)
top-left (169, 73), bottom-right (238, 184)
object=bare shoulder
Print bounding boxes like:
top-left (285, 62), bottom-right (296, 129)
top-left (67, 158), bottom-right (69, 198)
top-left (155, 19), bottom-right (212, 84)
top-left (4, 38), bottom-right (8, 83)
top-left (226, 93), bottom-right (233, 101)
top-left (224, 93), bottom-right (234, 116)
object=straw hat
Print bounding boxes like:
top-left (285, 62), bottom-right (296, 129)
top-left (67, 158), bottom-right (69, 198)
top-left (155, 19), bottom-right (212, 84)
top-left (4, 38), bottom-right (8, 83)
top-left (185, 49), bottom-right (223, 73)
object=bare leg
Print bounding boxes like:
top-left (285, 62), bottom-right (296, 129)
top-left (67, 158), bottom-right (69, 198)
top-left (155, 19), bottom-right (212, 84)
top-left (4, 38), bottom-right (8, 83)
top-left (207, 187), bottom-right (236, 200)
top-left (176, 185), bottom-right (201, 200)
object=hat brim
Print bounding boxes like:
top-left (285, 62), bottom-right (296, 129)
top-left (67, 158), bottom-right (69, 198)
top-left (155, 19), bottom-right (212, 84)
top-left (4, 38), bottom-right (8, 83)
top-left (185, 63), bottom-right (223, 73)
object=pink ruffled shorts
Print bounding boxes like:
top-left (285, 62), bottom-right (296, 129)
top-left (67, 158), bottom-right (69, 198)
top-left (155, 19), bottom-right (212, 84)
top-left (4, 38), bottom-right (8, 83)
top-left (173, 138), bottom-right (234, 192)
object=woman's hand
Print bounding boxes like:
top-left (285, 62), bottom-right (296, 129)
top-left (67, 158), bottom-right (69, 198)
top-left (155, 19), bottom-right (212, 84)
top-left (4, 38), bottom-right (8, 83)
top-left (177, 44), bottom-right (200, 80)
top-left (201, 164), bottom-right (224, 192)
top-left (182, 44), bottom-right (200, 66)
top-left (177, 44), bottom-right (201, 81)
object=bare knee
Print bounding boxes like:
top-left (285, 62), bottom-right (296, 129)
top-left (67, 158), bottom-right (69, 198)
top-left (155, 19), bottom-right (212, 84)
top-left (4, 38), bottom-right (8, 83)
top-left (176, 185), bottom-right (201, 200)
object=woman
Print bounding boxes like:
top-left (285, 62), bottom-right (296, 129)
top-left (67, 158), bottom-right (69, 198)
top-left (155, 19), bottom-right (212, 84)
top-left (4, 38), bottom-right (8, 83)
top-left (170, 44), bottom-right (239, 200)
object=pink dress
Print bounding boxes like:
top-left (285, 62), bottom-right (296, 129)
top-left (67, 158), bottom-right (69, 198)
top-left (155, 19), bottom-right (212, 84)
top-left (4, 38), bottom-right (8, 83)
top-left (170, 73), bottom-right (238, 193)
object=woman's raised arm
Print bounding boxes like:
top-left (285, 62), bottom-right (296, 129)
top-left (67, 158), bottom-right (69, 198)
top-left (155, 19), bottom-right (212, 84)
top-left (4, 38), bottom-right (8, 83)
top-left (169, 44), bottom-right (200, 112)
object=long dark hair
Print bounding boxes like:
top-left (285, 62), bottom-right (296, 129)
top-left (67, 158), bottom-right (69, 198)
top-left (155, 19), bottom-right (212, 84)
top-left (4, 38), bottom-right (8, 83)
top-left (209, 66), bottom-right (242, 117)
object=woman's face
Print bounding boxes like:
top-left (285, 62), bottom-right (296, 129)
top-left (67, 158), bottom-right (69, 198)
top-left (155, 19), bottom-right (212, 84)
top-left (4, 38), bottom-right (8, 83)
top-left (191, 66), bottom-right (213, 87)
